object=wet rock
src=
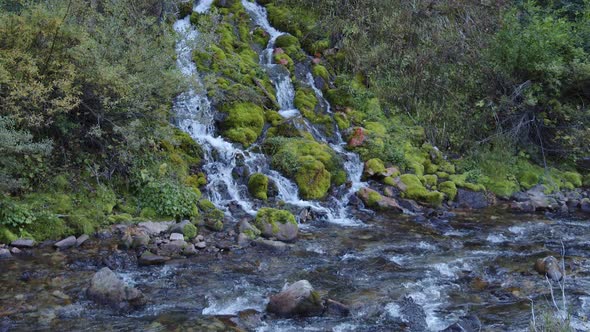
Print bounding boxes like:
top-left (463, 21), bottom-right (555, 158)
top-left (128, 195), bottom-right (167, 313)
top-left (76, 235), bottom-right (89, 247)
top-left (183, 243), bottom-right (198, 256)
top-left (357, 187), bottom-right (403, 212)
top-left (398, 199), bottom-right (423, 213)
top-left (254, 238), bottom-right (288, 253)
top-left (237, 309), bottom-right (264, 331)
top-left (54, 236), bottom-right (77, 250)
top-left (581, 198), bottom-right (590, 213)
top-left (195, 241), bottom-right (207, 249)
top-left (254, 208), bottom-right (298, 242)
top-left (382, 166), bottom-right (401, 178)
top-left (398, 296), bottom-right (428, 332)
top-left (456, 189), bottom-right (489, 209)
top-left (383, 186), bottom-right (400, 198)
top-left (169, 233), bottom-right (184, 241)
top-left (87, 267), bottom-right (146, 311)
top-left (237, 233), bottom-right (251, 247)
top-left (0, 248), bottom-right (11, 259)
top-left (534, 256), bottom-right (564, 281)
top-left (103, 250), bottom-right (137, 270)
top-left (267, 280), bottom-right (324, 317)
top-left (10, 247), bottom-right (22, 255)
top-left (159, 240), bottom-right (187, 257)
top-left (195, 235), bottom-right (205, 242)
top-left (138, 221), bottom-right (174, 236)
top-left (120, 233), bottom-right (133, 249)
top-left (324, 299), bottom-right (350, 317)
top-left (132, 232), bottom-right (150, 248)
top-left (298, 208), bottom-right (313, 223)
top-left (51, 290), bottom-right (70, 301)
top-left (10, 239), bottom-right (36, 248)
top-left (511, 201), bottom-right (536, 213)
top-left (138, 251), bottom-right (170, 266)
top-left (168, 220), bottom-right (197, 239)
top-left (238, 219), bottom-right (260, 236)
top-left (441, 315), bottom-right (482, 332)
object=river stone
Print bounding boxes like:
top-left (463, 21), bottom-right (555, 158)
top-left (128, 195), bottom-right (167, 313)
top-left (581, 198), bottom-right (590, 213)
top-left (138, 251), bottom-right (170, 266)
top-left (456, 189), bottom-right (489, 209)
top-left (87, 267), bottom-right (146, 311)
top-left (169, 233), bottom-right (184, 241)
top-left (138, 221), bottom-right (174, 236)
top-left (54, 236), bottom-right (77, 250)
top-left (168, 220), bottom-right (195, 238)
top-left (11, 239), bottom-right (36, 248)
top-left (357, 187), bottom-right (403, 212)
top-left (76, 234), bottom-right (89, 247)
top-left (159, 240), bottom-right (187, 257)
top-left (324, 299), bottom-right (350, 317)
top-left (441, 314), bottom-right (482, 332)
top-left (267, 280), bottom-right (324, 317)
top-left (254, 238), bottom-right (288, 253)
top-left (237, 233), bottom-right (251, 247)
top-left (132, 231), bottom-right (150, 248)
top-left (10, 247), bottom-right (22, 255)
top-left (0, 248), bottom-right (11, 259)
top-left (534, 256), bottom-right (563, 281)
top-left (257, 218), bottom-right (298, 242)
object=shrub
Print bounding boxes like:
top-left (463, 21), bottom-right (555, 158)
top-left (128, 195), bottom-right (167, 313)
top-left (139, 180), bottom-right (199, 219)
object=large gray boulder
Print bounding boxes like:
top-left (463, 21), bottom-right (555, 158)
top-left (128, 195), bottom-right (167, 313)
top-left (267, 280), bottom-right (324, 317)
top-left (87, 267), bottom-right (146, 311)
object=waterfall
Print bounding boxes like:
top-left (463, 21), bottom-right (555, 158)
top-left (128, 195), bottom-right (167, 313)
top-left (173, 0), bottom-right (365, 226)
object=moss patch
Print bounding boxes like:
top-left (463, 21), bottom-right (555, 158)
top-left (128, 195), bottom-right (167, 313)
top-left (248, 173), bottom-right (269, 200)
top-left (438, 181), bottom-right (458, 201)
top-left (221, 102), bottom-right (265, 147)
top-left (400, 174), bottom-right (444, 206)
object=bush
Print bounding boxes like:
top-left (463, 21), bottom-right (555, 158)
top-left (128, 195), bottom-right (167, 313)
top-left (0, 199), bottom-right (35, 231)
top-left (139, 180), bottom-right (199, 219)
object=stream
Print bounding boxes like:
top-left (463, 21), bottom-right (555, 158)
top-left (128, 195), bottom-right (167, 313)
top-left (2, 210), bottom-right (590, 331)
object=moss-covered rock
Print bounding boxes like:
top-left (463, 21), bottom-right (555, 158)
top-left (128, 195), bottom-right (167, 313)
top-left (183, 222), bottom-right (198, 239)
top-left (399, 174), bottom-right (444, 206)
top-left (221, 102), bottom-right (265, 147)
top-left (364, 158), bottom-right (385, 177)
top-left (334, 112), bottom-right (350, 130)
top-left (438, 181), bottom-right (458, 201)
top-left (312, 64), bottom-right (329, 82)
top-left (198, 200), bottom-right (224, 231)
top-left (254, 208), bottom-right (298, 242)
top-left (296, 156), bottom-right (331, 200)
top-left (422, 174), bottom-right (438, 188)
top-left (248, 173), bottom-right (269, 200)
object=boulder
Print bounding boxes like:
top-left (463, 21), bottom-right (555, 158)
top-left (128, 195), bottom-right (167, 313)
top-left (76, 234), bottom-right (90, 247)
top-left (267, 280), bottom-right (324, 317)
top-left (253, 238), bottom-right (288, 253)
top-left (169, 233), bottom-right (184, 241)
top-left (168, 221), bottom-right (198, 239)
top-left (87, 267), bottom-right (146, 311)
top-left (456, 189), bottom-right (489, 209)
top-left (253, 208), bottom-right (298, 242)
top-left (159, 240), bottom-right (188, 257)
top-left (238, 219), bottom-right (261, 239)
top-left (138, 221), bottom-right (174, 236)
top-left (54, 236), bottom-right (77, 250)
top-left (357, 187), bottom-right (403, 212)
top-left (534, 256), bottom-right (563, 281)
top-left (324, 299), bottom-right (350, 317)
top-left (581, 198), bottom-right (590, 213)
top-left (441, 315), bottom-right (482, 332)
top-left (0, 248), bottom-right (11, 259)
top-left (10, 239), bottom-right (36, 248)
top-left (138, 251), bottom-right (170, 266)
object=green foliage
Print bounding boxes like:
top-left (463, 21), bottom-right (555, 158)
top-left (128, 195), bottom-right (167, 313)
top-left (248, 173), bottom-right (269, 200)
top-left (0, 199), bottom-right (35, 231)
top-left (0, 116), bottom-right (52, 193)
top-left (139, 179), bottom-right (199, 220)
top-left (438, 181), bottom-right (457, 201)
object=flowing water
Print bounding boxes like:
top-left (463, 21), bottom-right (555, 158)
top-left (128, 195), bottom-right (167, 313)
top-left (2, 210), bottom-right (590, 331)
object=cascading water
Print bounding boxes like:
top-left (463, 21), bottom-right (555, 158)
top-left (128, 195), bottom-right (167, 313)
top-left (174, 0), bottom-right (366, 225)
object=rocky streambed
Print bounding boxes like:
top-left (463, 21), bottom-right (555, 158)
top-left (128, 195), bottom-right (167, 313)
top-left (2, 208), bottom-right (590, 331)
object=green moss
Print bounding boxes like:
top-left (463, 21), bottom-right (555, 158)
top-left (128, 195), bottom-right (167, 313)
top-left (366, 158), bottom-right (386, 175)
top-left (400, 174), bottom-right (444, 206)
top-left (331, 170), bottom-right (347, 186)
top-left (183, 223), bottom-right (198, 239)
top-left (254, 208), bottom-right (297, 237)
top-left (423, 160), bottom-right (439, 174)
top-left (0, 227), bottom-right (18, 244)
top-left (422, 174), bottom-right (438, 188)
top-left (367, 191), bottom-right (383, 207)
top-left (221, 102), bottom-right (265, 147)
top-left (436, 172), bottom-right (450, 179)
top-left (273, 52), bottom-right (294, 71)
top-left (312, 64), bottom-right (330, 82)
top-left (365, 122), bottom-right (387, 136)
top-left (294, 88), bottom-right (318, 121)
top-left (198, 200), bottom-right (224, 231)
top-left (296, 156), bottom-right (331, 200)
top-left (252, 27), bottom-right (270, 46)
top-left (438, 181), bottom-right (458, 201)
top-left (140, 207), bottom-right (157, 219)
top-left (383, 176), bottom-right (396, 186)
top-left (449, 173), bottom-right (486, 192)
top-left (248, 173), bottom-right (269, 200)
top-left (584, 174), bottom-right (590, 187)
top-left (266, 137), bottom-right (342, 200)
top-left (106, 213), bottom-right (134, 224)
top-left (243, 227), bottom-right (261, 239)
top-left (310, 39), bottom-right (330, 54)
top-left (562, 171), bottom-right (582, 188)
top-left (334, 112), bottom-right (350, 130)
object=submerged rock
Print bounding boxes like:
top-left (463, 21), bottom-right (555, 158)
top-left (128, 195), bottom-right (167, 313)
top-left (87, 267), bottom-right (146, 311)
top-left (267, 280), bottom-right (324, 317)
top-left (138, 251), bottom-right (170, 266)
top-left (534, 256), bottom-right (564, 281)
top-left (398, 296), bottom-right (428, 332)
top-left (0, 248), bottom-right (11, 259)
top-left (441, 315), bottom-right (482, 332)
top-left (324, 299), bottom-right (350, 317)
top-left (253, 238), bottom-right (288, 253)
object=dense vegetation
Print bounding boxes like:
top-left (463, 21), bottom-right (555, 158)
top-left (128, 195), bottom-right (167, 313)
top-left (0, 0), bottom-right (221, 242)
